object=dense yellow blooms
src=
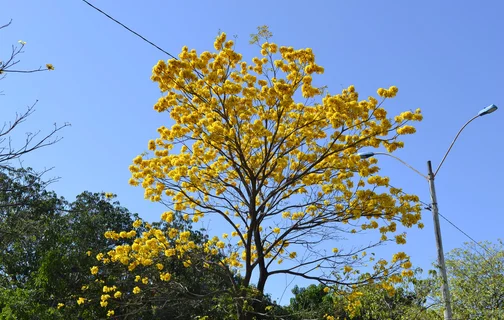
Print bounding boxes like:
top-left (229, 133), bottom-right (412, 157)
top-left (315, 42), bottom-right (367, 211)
top-left (94, 28), bottom-right (424, 307)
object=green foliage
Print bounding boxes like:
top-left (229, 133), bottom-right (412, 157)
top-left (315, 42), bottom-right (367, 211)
top-left (439, 240), bottom-right (504, 319)
top-left (287, 284), bottom-right (347, 320)
top-left (286, 241), bottom-right (504, 320)
top-left (347, 279), bottom-right (437, 320)
top-left (0, 288), bottom-right (59, 320)
top-left (0, 168), bottom-right (138, 319)
top-left (286, 274), bottom-right (440, 320)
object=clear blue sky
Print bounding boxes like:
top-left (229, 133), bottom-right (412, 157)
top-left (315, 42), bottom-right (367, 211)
top-left (3, 0), bottom-right (503, 304)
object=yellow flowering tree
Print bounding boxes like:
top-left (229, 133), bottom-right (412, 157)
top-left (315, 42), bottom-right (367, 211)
top-left (85, 213), bottom-right (236, 319)
top-left (101, 26), bottom-right (424, 319)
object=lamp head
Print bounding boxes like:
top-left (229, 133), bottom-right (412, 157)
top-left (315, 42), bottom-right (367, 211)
top-left (358, 152), bottom-right (375, 159)
top-left (478, 104), bottom-right (498, 116)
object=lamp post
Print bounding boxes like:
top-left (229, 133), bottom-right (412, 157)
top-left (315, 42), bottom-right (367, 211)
top-left (358, 104), bottom-right (498, 320)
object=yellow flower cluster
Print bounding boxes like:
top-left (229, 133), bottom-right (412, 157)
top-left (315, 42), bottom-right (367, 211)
top-left (377, 86), bottom-right (398, 98)
top-left (90, 266), bottom-right (99, 275)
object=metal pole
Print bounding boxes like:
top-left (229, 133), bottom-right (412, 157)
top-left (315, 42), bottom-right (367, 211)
top-left (427, 160), bottom-right (453, 320)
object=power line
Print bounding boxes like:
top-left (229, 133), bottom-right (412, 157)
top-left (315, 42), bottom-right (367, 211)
top-left (81, 0), bottom-right (177, 59)
top-left (436, 211), bottom-right (492, 256)
top-left (80, 0), bottom-right (204, 98)
top-left (389, 184), bottom-right (492, 256)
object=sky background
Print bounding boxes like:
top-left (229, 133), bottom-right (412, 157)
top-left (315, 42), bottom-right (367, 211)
top-left (2, 0), bottom-right (503, 304)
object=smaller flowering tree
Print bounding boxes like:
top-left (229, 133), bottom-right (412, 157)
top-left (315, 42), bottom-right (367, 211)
top-left (94, 26), bottom-right (424, 319)
top-left (83, 213), bottom-right (235, 319)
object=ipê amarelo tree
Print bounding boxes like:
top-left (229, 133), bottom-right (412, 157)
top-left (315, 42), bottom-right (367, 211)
top-left (97, 27), bottom-right (424, 319)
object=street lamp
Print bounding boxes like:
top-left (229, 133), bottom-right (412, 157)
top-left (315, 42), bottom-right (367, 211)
top-left (358, 104), bottom-right (498, 320)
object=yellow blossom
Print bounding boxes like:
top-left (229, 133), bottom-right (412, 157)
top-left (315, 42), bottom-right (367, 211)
top-left (160, 272), bottom-right (172, 281)
top-left (132, 219), bottom-right (142, 228)
top-left (90, 266), bottom-right (99, 275)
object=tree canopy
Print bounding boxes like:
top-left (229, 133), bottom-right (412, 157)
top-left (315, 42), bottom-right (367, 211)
top-left (440, 240), bottom-right (504, 319)
top-left (0, 168), bottom-right (138, 319)
top-left (94, 26), bottom-right (425, 319)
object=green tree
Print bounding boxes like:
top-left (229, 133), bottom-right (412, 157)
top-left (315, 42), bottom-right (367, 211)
top-left (287, 271), bottom-right (440, 320)
top-left (0, 169), bottom-right (138, 319)
top-left (345, 277), bottom-right (438, 320)
top-left (287, 284), bottom-right (347, 320)
top-left (435, 240), bottom-right (504, 319)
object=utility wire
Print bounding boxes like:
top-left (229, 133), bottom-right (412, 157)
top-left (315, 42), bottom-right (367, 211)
top-left (80, 0), bottom-right (205, 99)
top-left (81, 0), bottom-right (177, 59)
top-left (389, 184), bottom-right (493, 257)
top-left (437, 211), bottom-right (492, 256)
